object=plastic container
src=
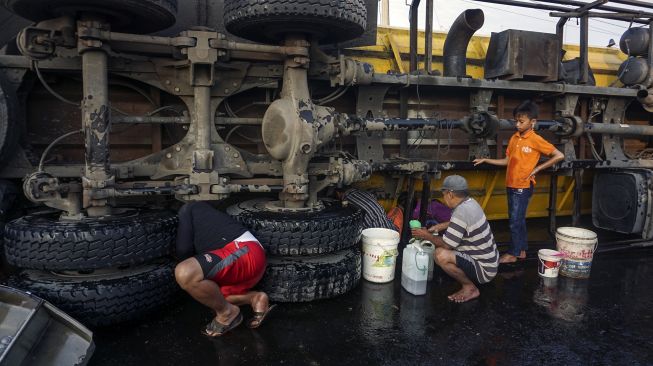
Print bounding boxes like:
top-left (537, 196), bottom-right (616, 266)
top-left (555, 227), bottom-right (598, 279)
top-left (419, 241), bottom-right (435, 281)
top-left (537, 249), bottom-right (563, 278)
top-left (401, 244), bottom-right (429, 295)
top-left (361, 228), bottom-right (400, 283)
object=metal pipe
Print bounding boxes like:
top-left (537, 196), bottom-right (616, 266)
top-left (99, 31), bottom-right (195, 47)
top-left (113, 116), bottom-right (188, 124)
top-left (212, 40), bottom-right (304, 56)
top-left (583, 121), bottom-right (653, 136)
top-left (81, 32), bottom-right (112, 216)
top-left (419, 172), bottom-right (430, 225)
top-left (534, 0), bottom-right (653, 16)
top-left (610, 0), bottom-right (653, 9)
top-left (402, 177), bottom-right (416, 245)
top-left (572, 169), bottom-right (582, 226)
top-left (637, 88), bottom-right (653, 112)
top-left (443, 9), bottom-right (485, 77)
top-left (549, 13), bottom-right (649, 24)
top-left (556, 17), bottom-right (568, 48)
top-left (548, 173), bottom-right (558, 239)
top-left (194, 86), bottom-right (212, 151)
top-left (425, 0), bottom-right (434, 74)
top-left (409, 0), bottom-right (421, 73)
top-left (471, 0), bottom-right (571, 12)
top-left (649, 20), bottom-right (653, 70)
top-left (215, 117), bottom-right (263, 125)
top-left (580, 15), bottom-right (589, 84)
top-left (359, 118), bottom-right (557, 131)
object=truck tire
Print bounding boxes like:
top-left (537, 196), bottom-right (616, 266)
top-left (226, 198), bottom-right (363, 256)
top-left (7, 260), bottom-right (178, 327)
top-left (0, 75), bottom-right (19, 170)
top-left (2, 0), bottom-right (177, 34)
top-left (4, 209), bottom-right (177, 271)
top-left (259, 247), bottom-right (361, 302)
top-left (224, 0), bottom-right (367, 44)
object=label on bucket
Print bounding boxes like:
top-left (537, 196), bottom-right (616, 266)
top-left (363, 249), bottom-right (397, 268)
top-left (560, 259), bottom-right (592, 279)
top-left (375, 253), bottom-right (396, 267)
top-left (538, 258), bottom-right (560, 278)
top-left (537, 249), bottom-right (562, 278)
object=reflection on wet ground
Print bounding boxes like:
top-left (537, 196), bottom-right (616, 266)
top-left (90, 244), bottom-right (653, 366)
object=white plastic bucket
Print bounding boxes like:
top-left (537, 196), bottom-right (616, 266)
top-left (537, 249), bottom-right (563, 278)
top-left (361, 228), bottom-right (400, 283)
top-left (555, 227), bottom-right (598, 279)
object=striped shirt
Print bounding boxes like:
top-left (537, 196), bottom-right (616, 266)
top-left (442, 198), bottom-right (499, 283)
top-left (343, 189), bottom-right (398, 231)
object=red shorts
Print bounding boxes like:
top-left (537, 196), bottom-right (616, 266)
top-left (195, 240), bottom-right (266, 297)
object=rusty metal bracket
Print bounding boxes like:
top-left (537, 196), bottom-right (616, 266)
top-left (470, 89), bottom-right (493, 113)
top-left (331, 55), bottom-right (374, 87)
top-left (551, 94), bottom-right (582, 137)
top-left (556, 94), bottom-right (580, 117)
top-left (600, 97), bottom-right (630, 161)
top-left (180, 30), bottom-right (218, 87)
top-left (23, 172), bottom-right (82, 218)
top-left (356, 132), bottom-right (385, 163)
top-left (468, 138), bottom-right (491, 160)
top-left (356, 85), bottom-right (390, 118)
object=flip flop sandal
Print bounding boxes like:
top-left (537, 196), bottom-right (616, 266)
top-left (202, 312), bottom-right (243, 337)
top-left (247, 304), bottom-right (277, 329)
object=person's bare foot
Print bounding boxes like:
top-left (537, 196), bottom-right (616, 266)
top-left (447, 285), bottom-right (480, 303)
top-left (499, 251), bottom-right (526, 263)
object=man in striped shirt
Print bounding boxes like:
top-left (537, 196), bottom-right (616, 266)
top-left (412, 175), bottom-right (499, 303)
top-left (337, 188), bottom-right (398, 231)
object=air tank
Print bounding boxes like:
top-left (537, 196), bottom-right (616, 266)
top-left (617, 57), bottom-right (650, 86)
top-left (620, 27), bottom-right (650, 57)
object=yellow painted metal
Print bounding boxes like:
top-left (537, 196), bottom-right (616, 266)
top-left (384, 34), bottom-right (405, 74)
top-left (557, 179), bottom-right (575, 212)
top-left (368, 171), bottom-right (590, 221)
top-left (348, 26), bottom-right (608, 220)
top-left (481, 171), bottom-right (500, 210)
top-left (350, 26), bottom-right (625, 87)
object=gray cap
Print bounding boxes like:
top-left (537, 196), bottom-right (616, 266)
top-left (440, 175), bottom-right (468, 192)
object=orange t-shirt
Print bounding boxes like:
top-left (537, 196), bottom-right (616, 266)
top-left (505, 130), bottom-right (555, 188)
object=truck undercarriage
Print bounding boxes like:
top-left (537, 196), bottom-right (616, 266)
top-left (0, 0), bottom-right (652, 325)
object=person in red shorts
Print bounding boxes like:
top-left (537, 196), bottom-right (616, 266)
top-left (174, 202), bottom-right (275, 337)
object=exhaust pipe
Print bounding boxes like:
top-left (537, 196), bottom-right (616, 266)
top-left (637, 88), bottom-right (653, 112)
top-left (443, 9), bottom-right (484, 77)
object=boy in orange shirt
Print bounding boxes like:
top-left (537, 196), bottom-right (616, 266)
top-left (473, 101), bottom-right (564, 263)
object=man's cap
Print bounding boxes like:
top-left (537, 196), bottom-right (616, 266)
top-left (439, 175), bottom-right (468, 192)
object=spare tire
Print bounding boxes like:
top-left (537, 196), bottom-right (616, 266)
top-left (4, 209), bottom-right (177, 270)
top-left (2, 0), bottom-right (177, 34)
top-left (224, 0), bottom-right (367, 44)
top-left (259, 247), bottom-right (361, 302)
top-left (7, 260), bottom-right (179, 327)
top-left (226, 198), bottom-right (363, 256)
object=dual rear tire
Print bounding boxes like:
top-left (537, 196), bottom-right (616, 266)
top-left (227, 198), bottom-right (363, 303)
top-left (3, 210), bottom-right (179, 327)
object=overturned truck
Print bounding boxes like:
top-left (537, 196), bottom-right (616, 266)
top-left (0, 0), bottom-right (651, 325)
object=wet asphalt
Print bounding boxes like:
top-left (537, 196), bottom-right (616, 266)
top-left (90, 220), bottom-right (653, 366)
